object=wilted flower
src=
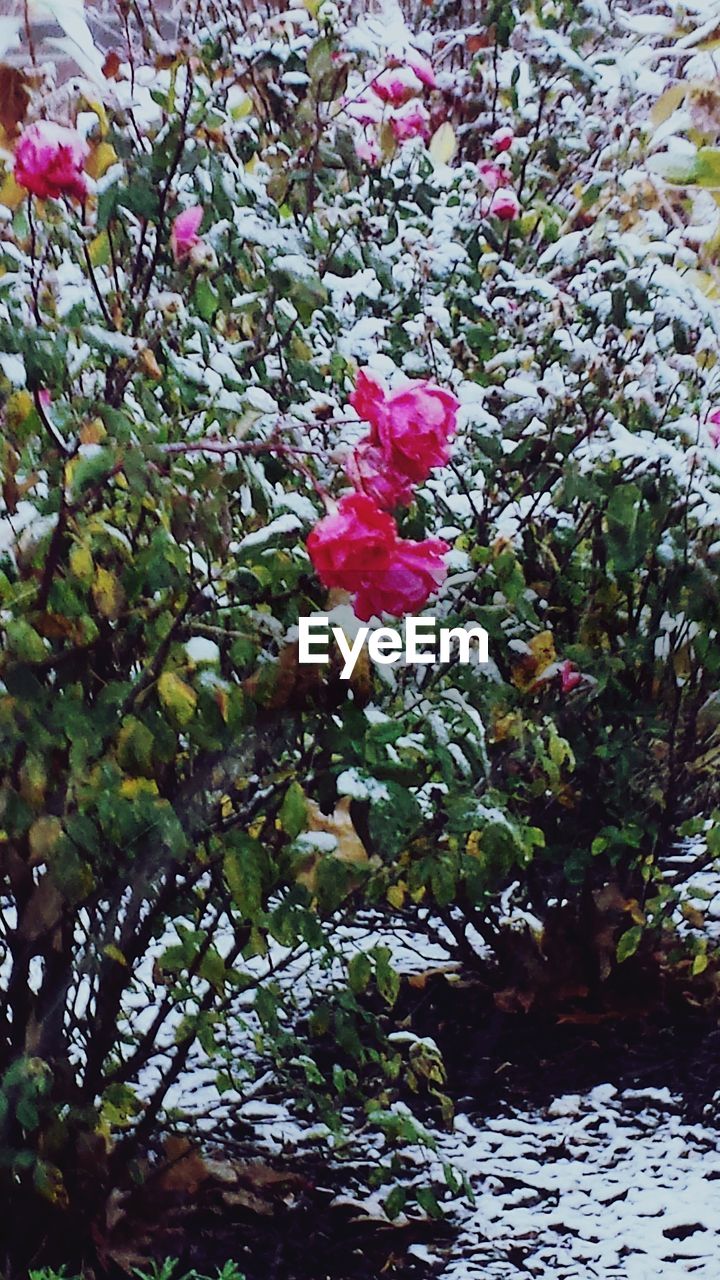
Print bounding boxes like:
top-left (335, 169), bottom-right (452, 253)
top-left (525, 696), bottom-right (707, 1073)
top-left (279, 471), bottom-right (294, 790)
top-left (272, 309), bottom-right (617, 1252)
top-left (14, 121), bottom-right (89, 200)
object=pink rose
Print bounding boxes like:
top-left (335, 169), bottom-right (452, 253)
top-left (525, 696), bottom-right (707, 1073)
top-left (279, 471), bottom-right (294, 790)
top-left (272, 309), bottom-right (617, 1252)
top-left (307, 493), bottom-right (448, 620)
top-left (355, 535), bottom-right (448, 620)
top-left (477, 159), bottom-right (509, 193)
top-left (708, 408), bottom-right (720, 447)
top-left (344, 96), bottom-right (383, 126)
top-left (372, 68), bottom-right (422, 107)
top-left (491, 126), bottom-right (514, 153)
top-left (350, 370), bottom-right (459, 486)
top-left (481, 188), bottom-right (521, 220)
top-left (559, 660), bottom-right (582, 693)
top-left (171, 205), bottom-right (204, 263)
top-left (349, 369), bottom-right (388, 429)
top-left (345, 440), bottom-right (415, 509)
top-left (406, 48), bottom-right (436, 89)
top-left (390, 103), bottom-right (430, 143)
top-left (355, 128), bottom-right (382, 167)
top-left (14, 121), bottom-right (89, 201)
top-left (308, 493), bottom-right (396, 592)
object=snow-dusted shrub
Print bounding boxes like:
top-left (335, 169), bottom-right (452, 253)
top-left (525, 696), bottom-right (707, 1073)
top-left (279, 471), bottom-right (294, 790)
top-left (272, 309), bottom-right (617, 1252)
top-left (1, 0), bottom-right (720, 1251)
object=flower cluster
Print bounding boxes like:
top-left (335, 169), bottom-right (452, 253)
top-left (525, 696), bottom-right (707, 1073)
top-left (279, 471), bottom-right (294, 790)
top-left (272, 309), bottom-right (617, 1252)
top-left (307, 371), bottom-right (459, 620)
top-left (478, 126), bottom-right (521, 221)
top-left (346, 46), bottom-right (435, 166)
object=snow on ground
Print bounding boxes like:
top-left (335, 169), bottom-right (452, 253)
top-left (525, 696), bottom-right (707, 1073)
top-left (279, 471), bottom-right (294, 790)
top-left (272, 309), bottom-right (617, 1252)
top-left (427, 1085), bottom-right (720, 1279)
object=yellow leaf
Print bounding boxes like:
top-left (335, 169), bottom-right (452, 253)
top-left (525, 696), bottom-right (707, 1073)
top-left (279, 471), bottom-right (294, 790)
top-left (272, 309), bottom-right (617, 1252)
top-left (120, 777), bottom-right (159, 798)
top-left (89, 230), bottom-right (110, 267)
top-left (92, 566), bottom-right (124, 620)
top-left (79, 417), bottom-right (107, 445)
top-left (103, 944), bottom-right (127, 966)
top-left (69, 542), bottom-right (94, 587)
top-left (428, 122), bottom-right (457, 169)
top-left (0, 170), bottom-right (25, 211)
top-left (86, 141), bottom-right (116, 179)
top-left (650, 82), bottom-right (687, 128)
top-left (138, 347), bottom-right (162, 380)
top-left (692, 952), bottom-right (709, 975)
top-left (82, 97), bottom-right (110, 136)
top-left (158, 670), bottom-right (198, 726)
top-left (511, 630), bottom-right (557, 690)
top-left (387, 883), bottom-right (406, 908)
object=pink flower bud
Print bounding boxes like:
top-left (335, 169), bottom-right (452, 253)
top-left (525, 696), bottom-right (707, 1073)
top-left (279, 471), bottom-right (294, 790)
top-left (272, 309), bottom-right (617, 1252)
top-left (406, 48), bottom-right (436, 89)
top-left (481, 188), bottom-right (521, 220)
top-left (170, 205), bottom-right (204, 263)
top-left (559, 660), bottom-right (583, 693)
top-left (491, 126), bottom-right (514, 153)
top-left (14, 121), bottom-right (89, 201)
top-left (477, 159), bottom-right (509, 194)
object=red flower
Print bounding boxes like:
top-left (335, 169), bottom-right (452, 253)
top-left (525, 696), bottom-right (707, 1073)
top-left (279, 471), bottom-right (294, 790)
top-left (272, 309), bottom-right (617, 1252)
top-left (481, 188), bottom-right (521, 221)
top-left (559, 660), bottom-right (582, 693)
top-left (350, 370), bottom-right (459, 486)
top-left (345, 440), bottom-right (415, 509)
top-left (307, 493), bottom-right (448, 620)
top-left (355, 535), bottom-right (448, 621)
top-left (491, 126), bottom-right (514, 153)
top-left (372, 69), bottom-right (422, 106)
top-left (14, 121), bottom-right (89, 201)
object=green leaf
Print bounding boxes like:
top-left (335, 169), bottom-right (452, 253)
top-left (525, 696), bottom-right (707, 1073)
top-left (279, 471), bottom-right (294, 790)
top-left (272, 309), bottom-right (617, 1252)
top-left (415, 1186), bottom-right (443, 1219)
top-left (384, 1185), bottom-right (407, 1220)
top-left (616, 925), bottom-right (642, 963)
top-left (279, 781), bottom-right (307, 840)
top-left (157, 671), bottom-right (198, 727)
top-left (348, 950), bottom-right (372, 995)
top-left (224, 835), bottom-right (265, 920)
top-left (374, 947), bottom-right (400, 1007)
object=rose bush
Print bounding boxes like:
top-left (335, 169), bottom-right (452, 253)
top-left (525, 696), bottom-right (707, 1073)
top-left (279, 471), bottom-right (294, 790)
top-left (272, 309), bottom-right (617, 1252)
top-left (1, 0), bottom-right (720, 1264)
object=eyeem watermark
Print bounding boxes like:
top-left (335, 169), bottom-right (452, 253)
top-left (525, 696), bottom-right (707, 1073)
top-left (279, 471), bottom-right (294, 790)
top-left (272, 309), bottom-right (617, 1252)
top-left (298, 616), bottom-right (489, 680)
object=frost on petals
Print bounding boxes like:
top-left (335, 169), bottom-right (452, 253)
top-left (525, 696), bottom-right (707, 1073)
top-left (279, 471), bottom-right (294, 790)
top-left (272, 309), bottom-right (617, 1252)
top-left (390, 104), bottom-right (431, 142)
top-left (481, 188), bottom-right (521, 220)
top-left (491, 126), bottom-right (514, 152)
top-left (14, 121), bottom-right (89, 201)
top-left (171, 205), bottom-right (204, 263)
top-left (372, 68), bottom-right (423, 107)
top-left (307, 493), bottom-right (448, 621)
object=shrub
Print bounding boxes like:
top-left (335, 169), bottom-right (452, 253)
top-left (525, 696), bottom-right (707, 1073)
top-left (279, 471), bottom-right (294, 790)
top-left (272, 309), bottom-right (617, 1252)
top-left (1, 0), bottom-right (719, 1263)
